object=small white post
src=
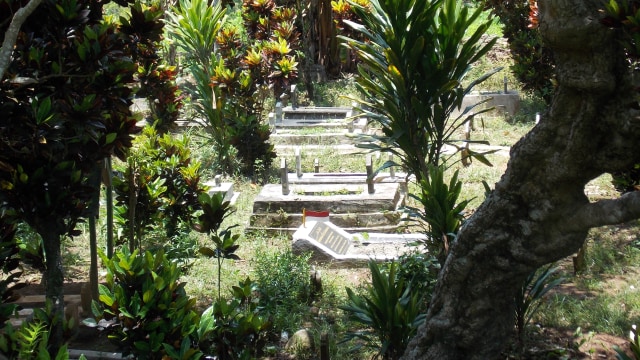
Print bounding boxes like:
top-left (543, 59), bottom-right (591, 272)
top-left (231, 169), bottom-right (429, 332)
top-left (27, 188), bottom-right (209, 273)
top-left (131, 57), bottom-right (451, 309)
top-left (281, 158), bottom-right (289, 195)
top-left (214, 174), bottom-right (221, 187)
top-left (295, 147), bottom-right (302, 178)
top-left (275, 101), bottom-right (283, 123)
top-left (314, 158), bottom-right (320, 173)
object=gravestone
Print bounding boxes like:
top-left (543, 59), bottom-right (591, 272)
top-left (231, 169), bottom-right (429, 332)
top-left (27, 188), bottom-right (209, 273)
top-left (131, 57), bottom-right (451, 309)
top-left (292, 221), bottom-right (423, 268)
top-left (308, 221), bottom-right (351, 255)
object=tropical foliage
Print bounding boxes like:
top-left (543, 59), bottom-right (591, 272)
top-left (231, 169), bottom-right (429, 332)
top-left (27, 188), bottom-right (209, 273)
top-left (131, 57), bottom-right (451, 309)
top-left (482, 0), bottom-right (555, 102)
top-left (0, 0), bottom-right (166, 351)
top-left (113, 126), bottom-right (205, 248)
top-left (340, 260), bottom-right (426, 360)
top-left (92, 248), bottom-right (202, 359)
top-left (342, 0), bottom-right (499, 183)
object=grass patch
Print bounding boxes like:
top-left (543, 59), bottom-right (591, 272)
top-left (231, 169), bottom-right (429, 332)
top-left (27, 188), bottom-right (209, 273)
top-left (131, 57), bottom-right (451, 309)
top-left (535, 222), bottom-right (640, 337)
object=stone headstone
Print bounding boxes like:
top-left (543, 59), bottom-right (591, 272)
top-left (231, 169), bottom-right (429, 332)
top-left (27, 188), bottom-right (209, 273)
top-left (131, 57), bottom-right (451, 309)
top-left (308, 221), bottom-right (351, 255)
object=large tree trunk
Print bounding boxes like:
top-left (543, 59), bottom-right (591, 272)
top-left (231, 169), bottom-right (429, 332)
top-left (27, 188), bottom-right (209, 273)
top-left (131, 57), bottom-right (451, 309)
top-left (402, 0), bottom-right (640, 359)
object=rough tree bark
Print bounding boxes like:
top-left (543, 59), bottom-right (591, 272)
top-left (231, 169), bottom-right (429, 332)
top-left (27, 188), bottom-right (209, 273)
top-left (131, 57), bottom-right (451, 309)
top-left (402, 0), bottom-right (640, 359)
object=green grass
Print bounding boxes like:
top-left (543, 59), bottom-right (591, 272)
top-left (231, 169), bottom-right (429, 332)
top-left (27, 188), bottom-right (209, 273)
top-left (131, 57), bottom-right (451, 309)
top-left (534, 222), bottom-right (640, 338)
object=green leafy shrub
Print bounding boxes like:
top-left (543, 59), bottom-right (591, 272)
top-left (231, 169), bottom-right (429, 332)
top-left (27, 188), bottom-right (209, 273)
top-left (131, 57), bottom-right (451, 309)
top-left (0, 319), bottom-right (78, 360)
top-left (252, 248), bottom-right (312, 332)
top-left (1, 298), bottom-right (85, 360)
top-left (340, 261), bottom-right (426, 360)
top-left (482, 0), bottom-right (555, 102)
top-left (406, 165), bottom-right (471, 266)
top-left (386, 252), bottom-right (439, 311)
top-left (92, 248), bottom-right (201, 359)
top-left (197, 277), bottom-right (271, 359)
top-left (113, 126), bottom-right (205, 248)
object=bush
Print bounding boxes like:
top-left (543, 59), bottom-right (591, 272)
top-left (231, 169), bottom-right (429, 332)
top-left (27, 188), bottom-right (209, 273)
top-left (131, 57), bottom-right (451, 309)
top-left (252, 248), bottom-right (312, 333)
top-left (113, 126), bottom-right (205, 248)
top-left (197, 277), bottom-right (271, 359)
top-left (386, 252), bottom-right (439, 311)
top-left (482, 0), bottom-right (555, 102)
top-left (92, 248), bottom-right (201, 359)
top-left (340, 260), bottom-right (426, 360)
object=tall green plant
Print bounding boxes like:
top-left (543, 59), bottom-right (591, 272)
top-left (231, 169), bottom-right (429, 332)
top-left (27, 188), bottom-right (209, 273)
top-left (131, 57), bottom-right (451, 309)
top-left (341, 0), bottom-right (499, 182)
top-left (340, 260), bottom-right (426, 360)
top-left (406, 165), bottom-right (471, 265)
top-left (166, 0), bottom-right (234, 174)
top-left (194, 192), bottom-right (240, 300)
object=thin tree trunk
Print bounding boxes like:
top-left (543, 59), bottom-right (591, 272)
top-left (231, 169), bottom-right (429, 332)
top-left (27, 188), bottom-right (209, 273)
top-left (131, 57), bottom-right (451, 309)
top-left (402, 0), bottom-right (640, 358)
top-left (0, 0), bottom-right (43, 80)
top-left (41, 228), bottom-right (64, 356)
top-left (88, 162), bottom-right (102, 302)
top-left (104, 157), bottom-right (114, 258)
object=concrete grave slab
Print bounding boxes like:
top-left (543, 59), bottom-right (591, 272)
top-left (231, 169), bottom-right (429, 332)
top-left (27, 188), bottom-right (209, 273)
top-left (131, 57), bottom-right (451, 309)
top-left (204, 178), bottom-right (239, 205)
top-left (292, 221), bottom-right (424, 268)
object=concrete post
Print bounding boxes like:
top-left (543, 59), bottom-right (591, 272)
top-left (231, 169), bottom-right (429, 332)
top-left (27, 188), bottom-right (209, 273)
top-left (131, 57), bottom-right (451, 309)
top-left (268, 113), bottom-right (276, 133)
top-left (214, 174), bottom-right (221, 187)
top-left (281, 158), bottom-right (289, 195)
top-left (295, 147), bottom-right (302, 178)
top-left (291, 84), bottom-right (297, 109)
top-left (314, 158), bottom-right (320, 173)
top-left (366, 155), bottom-right (375, 194)
top-left (275, 101), bottom-right (283, 123)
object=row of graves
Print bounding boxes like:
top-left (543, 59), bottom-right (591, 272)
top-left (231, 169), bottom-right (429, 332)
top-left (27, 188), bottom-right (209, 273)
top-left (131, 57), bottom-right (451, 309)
top-left (254, 99), bottom-right (424, 267)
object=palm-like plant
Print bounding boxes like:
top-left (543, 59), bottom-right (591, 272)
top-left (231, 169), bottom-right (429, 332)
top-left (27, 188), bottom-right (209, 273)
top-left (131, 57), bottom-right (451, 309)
top-left (340, 260), bottom-right (426, 359)
top-left (406, 165), bottom-right (470, 265)
top-left (166, 0), bottom-right (234, 173)
top-left (341, 0), bottom-right (500, 182)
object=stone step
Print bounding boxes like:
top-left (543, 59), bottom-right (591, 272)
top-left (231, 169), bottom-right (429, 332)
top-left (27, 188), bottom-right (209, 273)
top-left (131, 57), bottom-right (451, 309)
top-left (249, 210), bottom-right (406, 230)
top-left (12, 294), bottom-right (82, 307)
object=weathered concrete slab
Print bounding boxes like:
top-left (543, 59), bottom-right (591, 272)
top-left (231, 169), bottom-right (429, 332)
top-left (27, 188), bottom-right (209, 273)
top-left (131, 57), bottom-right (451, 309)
top-left (452, 91), bottom-right (520, 118)
top-left (203, 180), bottom-right (238, 204)
top-left (292, 221), bottom-right (423, 267)
top-left (282, 106), bottom-right (352, 120)
top-left (249, 210), bottom-right (404, 230)
top-left (252, 182), bottom-right (403, 214)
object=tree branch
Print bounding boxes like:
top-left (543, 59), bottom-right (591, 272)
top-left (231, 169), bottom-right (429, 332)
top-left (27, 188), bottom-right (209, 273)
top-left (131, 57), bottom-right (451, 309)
top-left (0, 0), bottom-right (43, 81)
top-left (566, 191), bottom-right (640, 231)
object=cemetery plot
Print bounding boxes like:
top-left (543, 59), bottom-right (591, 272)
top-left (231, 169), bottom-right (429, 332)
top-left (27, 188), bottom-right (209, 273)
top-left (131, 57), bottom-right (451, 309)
top-left (292, 220), bottom-right (421, 268)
